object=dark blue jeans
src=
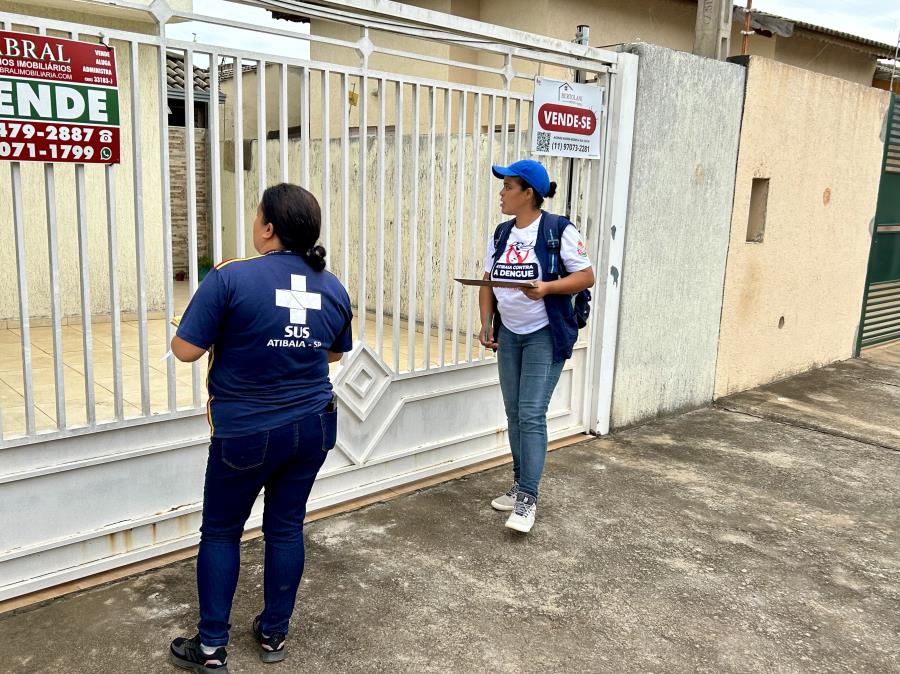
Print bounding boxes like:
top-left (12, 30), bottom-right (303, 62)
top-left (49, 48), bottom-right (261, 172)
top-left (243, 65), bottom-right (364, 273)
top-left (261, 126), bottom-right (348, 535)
top-left (497, 324), bottom-right (564, 499)
top-left (197, 408), bottom-right (336, 646)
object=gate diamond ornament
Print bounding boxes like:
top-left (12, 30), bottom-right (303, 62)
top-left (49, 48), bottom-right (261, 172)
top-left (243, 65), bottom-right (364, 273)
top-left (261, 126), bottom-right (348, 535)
top-left (333, 342), bottom-right (393, 421)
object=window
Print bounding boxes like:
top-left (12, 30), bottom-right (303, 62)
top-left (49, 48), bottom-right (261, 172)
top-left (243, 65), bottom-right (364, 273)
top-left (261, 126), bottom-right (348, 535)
top-left (746, 178), bottom-right (770, 243)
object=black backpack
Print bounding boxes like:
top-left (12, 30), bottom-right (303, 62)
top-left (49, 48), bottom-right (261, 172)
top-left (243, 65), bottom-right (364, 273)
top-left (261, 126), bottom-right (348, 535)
top-left (491, 213), bottom-right (592, 329)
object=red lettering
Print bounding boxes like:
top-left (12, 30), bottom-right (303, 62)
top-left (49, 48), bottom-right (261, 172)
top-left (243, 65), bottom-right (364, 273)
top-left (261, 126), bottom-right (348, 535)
top-left (538, 103), bottom-right (596, 136)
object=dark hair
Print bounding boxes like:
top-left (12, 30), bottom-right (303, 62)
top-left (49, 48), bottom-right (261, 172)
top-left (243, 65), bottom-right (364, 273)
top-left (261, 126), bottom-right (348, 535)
top-left (259, 183), bottom-right (327, 271)
top-left (512, 175), bottom-right (558, 209)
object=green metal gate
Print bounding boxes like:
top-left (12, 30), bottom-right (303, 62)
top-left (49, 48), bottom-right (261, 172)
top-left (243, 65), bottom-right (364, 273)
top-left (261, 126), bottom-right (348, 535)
top-left (858, 94), bottom-right (900, 352)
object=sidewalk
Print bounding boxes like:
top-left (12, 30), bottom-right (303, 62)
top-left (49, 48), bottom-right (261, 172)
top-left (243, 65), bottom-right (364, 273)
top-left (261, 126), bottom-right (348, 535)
top-left (1, 346), bottom-right (898, 673)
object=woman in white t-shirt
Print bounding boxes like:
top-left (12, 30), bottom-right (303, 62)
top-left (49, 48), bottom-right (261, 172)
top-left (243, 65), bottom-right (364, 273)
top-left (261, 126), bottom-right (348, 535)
top-left (479, 159), bottom-right (595, 534)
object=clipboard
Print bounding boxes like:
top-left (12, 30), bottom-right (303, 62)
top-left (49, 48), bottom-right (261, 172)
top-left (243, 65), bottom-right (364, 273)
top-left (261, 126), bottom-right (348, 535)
top-left (454, 277), bottom-right (537, 289)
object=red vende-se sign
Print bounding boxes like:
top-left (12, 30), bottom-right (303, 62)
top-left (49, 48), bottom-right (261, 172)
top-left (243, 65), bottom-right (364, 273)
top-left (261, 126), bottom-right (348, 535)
top-left (538, 103), bottom-right (597, 136)
top-left (531, 78), bottom-right (604, 158)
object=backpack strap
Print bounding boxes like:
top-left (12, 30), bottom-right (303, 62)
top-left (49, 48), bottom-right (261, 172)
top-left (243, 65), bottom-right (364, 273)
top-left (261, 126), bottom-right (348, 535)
top-left (541, 213), bottom-right (572, 279)
top-left (491, 219), bottom-right (516, 269)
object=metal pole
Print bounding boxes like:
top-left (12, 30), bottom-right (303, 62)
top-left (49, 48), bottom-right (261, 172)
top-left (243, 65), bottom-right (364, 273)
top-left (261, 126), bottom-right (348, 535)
top-left (566, 25), bottom-right (589, 218)
top-left (890, 26), bottom-right (899, 93)
top-left (741, 0), bottom-right (754, 56)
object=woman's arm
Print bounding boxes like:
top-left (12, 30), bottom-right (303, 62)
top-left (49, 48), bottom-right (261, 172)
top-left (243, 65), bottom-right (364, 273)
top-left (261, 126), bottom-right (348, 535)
top-left (521, 267), bottom-right (594, 301)
top-left (478, 272), bottom-right (498, 348)
top-left (171, 335), bottom-right (208, 362)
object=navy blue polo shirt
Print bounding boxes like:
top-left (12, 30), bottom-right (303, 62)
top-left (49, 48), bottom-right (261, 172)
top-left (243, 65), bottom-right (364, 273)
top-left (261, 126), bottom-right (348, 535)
top-left (176, 251), bottom-right (353, 438)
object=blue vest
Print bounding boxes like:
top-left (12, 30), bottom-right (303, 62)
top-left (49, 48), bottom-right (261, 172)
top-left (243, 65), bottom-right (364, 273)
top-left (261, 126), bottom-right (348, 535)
top-left (492, 212), bottom-right (579, 363)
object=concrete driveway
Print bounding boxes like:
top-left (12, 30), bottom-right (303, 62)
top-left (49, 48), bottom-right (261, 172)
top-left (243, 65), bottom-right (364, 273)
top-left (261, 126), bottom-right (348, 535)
top-left (1, 346), bottom-right (898, 673)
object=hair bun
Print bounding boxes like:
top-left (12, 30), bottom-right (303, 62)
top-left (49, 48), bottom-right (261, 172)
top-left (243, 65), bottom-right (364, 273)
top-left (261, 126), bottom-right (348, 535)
top-left (304, 245), bottom-right (327, 271)
top-left (546, 181), bottom-right (558, 199)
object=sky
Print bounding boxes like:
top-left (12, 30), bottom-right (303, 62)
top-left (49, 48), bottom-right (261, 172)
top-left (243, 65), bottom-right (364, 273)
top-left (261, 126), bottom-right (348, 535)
top-left (166, 0), bottom-right (900, 61)
top-left (166, 0), bottom-right (311, 60)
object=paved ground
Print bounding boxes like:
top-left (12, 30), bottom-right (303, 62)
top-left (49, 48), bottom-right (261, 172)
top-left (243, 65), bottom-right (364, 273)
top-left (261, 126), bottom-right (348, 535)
top-left (1, 347), bottom-right (898, 673)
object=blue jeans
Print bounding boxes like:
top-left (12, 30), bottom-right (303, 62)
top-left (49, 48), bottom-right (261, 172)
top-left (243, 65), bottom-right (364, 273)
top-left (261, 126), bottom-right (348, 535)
top-left (497, 324), bottom-right (564, 499)
top-left (197, 408), bottom-right (336, 646)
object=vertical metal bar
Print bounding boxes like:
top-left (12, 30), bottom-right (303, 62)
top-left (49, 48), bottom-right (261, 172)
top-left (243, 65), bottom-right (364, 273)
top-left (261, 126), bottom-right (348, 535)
top-left (257, 58), bottom-right (267, 202)
top-left (407, 83), bottom-right (420, 372)
top-left (500, 95), bottom-right (509, 164)
top-left (321, 69), bottom-right (331, 253)
top-left (375, 77), bottom-right (386, 357)
top-left (300, 66), bottom-right (310, 188)
top-left (157, 47), bottom-right (177, 415)
top-left (558, 156), bottom-right (567, 205)
top-left (579, 160), bottom-right (593, 246)
top-left (467, 92), bottom-right (482, 363)
top-left (437, 88), bottom-right (452, 367)
top-left (74, 165), bottom-right (95, 425)
top-left (209, 52), bottom-right (223, 264)
top-left (480, 95), bottom-right (497, 361)
top-left (570, 159), bottom-right (582, 225)
top-left (341, 73), bottom-right (350, 283)
top-left (11, 163), bottom-right (35, 435)
top-left (451, 89), bottom-right (466, 363)
top-left (422, 86), bottom-right (437, 369)
top-left (105, 164), bottom-right (124, 420)
top-left (127, 42), bottom-right (151, 414)
top-left (483, 94), bottom-right (497, 234)
top-left (514, 98), bottom-right (522, 160)
top-left (594, 82), bottom-right (614, 278)
top-left (185, 49), bottom-right (202, 408)
top-left (357, 74), bottom-right (368, 341)
top-left (392, 80), bottom-right (404, 372)
top-left (524, 98), bottom-right (534, 160)
top-left (44, 164), bottom-right (65, 428)
top-left (280, 63), bottom-right (289, 183)
top-left (234, 57), bottom-right (245, 258)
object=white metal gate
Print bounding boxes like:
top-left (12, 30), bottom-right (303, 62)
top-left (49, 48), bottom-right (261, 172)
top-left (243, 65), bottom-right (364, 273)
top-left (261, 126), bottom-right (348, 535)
top-left (0, 0), bottom-right (637, 601)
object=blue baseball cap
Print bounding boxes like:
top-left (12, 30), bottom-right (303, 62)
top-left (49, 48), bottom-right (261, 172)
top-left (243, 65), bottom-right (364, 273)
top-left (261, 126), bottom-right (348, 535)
top-left (492, 160), bottom-right (551, 198)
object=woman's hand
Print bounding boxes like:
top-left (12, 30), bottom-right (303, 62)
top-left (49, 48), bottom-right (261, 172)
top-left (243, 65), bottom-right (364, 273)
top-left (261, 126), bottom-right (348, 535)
top-left (479, 323), bottom-right (498, 350)
top-left (521, 281), bottom-right (548, 301)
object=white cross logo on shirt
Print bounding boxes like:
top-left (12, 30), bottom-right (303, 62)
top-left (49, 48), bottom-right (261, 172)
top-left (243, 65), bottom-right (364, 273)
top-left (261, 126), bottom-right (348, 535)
top-left (275, 274), bottom-right (322, 324)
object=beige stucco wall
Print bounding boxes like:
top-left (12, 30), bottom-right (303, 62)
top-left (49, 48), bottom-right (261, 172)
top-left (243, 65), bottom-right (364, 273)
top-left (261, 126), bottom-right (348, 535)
top-left (0, 8), bottom-right (167, 321)
top-left (714, 57), bottom-right (889, 398)
top-left (772, 30), bottom-right (876, 86)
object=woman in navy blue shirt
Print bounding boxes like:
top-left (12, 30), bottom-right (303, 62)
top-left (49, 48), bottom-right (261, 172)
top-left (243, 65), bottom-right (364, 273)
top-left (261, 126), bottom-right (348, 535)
top-left (169, 183), bottom-right (352, 673)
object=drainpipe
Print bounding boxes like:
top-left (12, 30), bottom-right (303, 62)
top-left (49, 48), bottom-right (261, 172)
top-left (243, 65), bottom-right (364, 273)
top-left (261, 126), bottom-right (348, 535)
top-left (891, 27), bottom-right (899, 94)
top-left (741, 0), bottom-right (754, 55)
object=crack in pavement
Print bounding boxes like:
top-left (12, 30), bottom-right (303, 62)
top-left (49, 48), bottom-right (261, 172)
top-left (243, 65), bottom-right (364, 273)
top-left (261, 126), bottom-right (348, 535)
top-left (713, 403), bottom-right (900, 455)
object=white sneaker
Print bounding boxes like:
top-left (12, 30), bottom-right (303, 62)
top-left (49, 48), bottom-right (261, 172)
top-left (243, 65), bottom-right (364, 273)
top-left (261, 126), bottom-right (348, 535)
top-left (505, 492), bottom-right (537, 533)
top-left (491, 482), bottom-right (518, 511)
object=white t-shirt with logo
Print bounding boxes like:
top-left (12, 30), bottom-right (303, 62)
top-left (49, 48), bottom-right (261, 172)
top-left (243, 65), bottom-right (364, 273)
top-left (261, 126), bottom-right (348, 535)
top-left (483, 214), bottom-right (592, 335)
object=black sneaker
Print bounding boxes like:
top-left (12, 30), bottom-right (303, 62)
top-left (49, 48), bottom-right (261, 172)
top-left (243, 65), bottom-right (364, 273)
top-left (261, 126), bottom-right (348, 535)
top-left (252, 615), bottom-right (287, 663)
top-left (169, 634), bottom-right (228, 673)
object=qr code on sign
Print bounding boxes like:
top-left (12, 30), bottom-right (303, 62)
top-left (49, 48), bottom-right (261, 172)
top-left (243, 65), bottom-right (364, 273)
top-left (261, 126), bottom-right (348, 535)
top-left (535, 131), bottom-right (551, 152)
